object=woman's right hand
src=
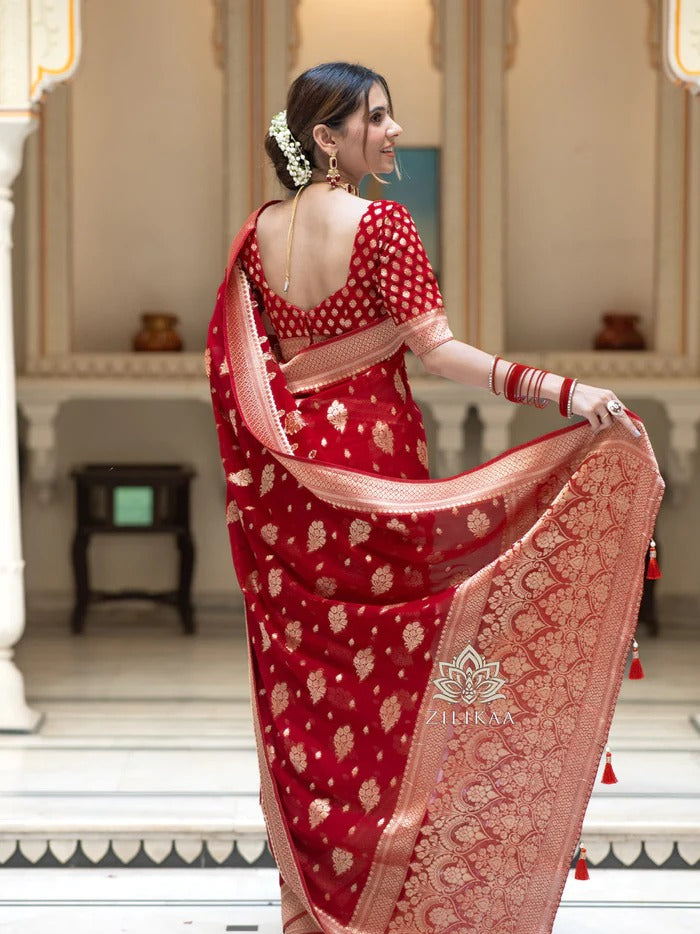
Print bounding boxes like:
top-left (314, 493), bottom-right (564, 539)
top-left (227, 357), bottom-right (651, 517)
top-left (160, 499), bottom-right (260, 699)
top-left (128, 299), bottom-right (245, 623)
top-left (570, 382), bottom-right (641, 437)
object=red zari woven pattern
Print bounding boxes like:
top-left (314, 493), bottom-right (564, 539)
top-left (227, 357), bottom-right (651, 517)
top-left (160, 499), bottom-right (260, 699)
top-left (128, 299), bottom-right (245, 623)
top-left (205, 204), bottom-right (664, 933)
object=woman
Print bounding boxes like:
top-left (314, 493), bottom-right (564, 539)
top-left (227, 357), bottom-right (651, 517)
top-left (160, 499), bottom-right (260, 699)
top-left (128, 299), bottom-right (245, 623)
top-left (205, 62), bottom-right (663, 934)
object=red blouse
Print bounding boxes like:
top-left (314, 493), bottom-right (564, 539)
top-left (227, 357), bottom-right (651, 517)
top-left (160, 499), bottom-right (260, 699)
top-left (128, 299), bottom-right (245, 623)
top-left (238, 199), bottom-right (454, 363)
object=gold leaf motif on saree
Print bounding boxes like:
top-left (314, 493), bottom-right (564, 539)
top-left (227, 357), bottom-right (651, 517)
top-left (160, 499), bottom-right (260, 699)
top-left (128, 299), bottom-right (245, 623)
top-left (417, 438), bottom-right (429, 469)
top-left (353, 647), bottom-right (375, 681)
top-left (379, 694), bottom-right (401, 733)
top-left (284, 410), bottom-right (306, 435)
top-left (371, 564), bottom-right (394, 595)
top-left (309, 798), bottom-right (331, 829)
top-left (260, 463), bottom-right (275, 496)
top-left (271, 681), bottom-right (290, 717)
top-left (349, 519), bottom-right (371, 545)
top-left (307, 520), bottom-right (327, 553)
top-left (259, 620), bottom-right (271, 652)
top-left (268, 568), bottom-right (282, 597)
top-left (467, 508), bottom-right (491, 538)
top-left (358, 777), bottom-right (381, 813)
top-left (284, 619), bottom-right (302, 651)
top-left (326, 400), bottom-right (349, 433)
top-left (289, 743), bottom-right (307, 773)
top-left (332, 847), bottom-right (353, 875)
top-left (228, 469), bottom-right (253, 486)
top-left (393, 368), bottom-right (406, 401)
top-left (316, 576), bottom-right (337, 597)
top-left (328, 605), bottom-right (348, 633)
top-left (333, 725), bottom-right (354, 761)
top-left (226, 501), bottom-right (240, 524)
top-left (203, 347), bottom-right (211, 377)
top-left (261, 523), bottom-right (279, 545)
top-left (218, 357), bottom-right (229, 375)
top-left (307, 669), bottom-right (327, 704)
top-left (402, 621), bottom-right (425, 653)
top-left (372, 420), bottom-right (394, 455)
top-left (387, 518), bottom-right (409, 536)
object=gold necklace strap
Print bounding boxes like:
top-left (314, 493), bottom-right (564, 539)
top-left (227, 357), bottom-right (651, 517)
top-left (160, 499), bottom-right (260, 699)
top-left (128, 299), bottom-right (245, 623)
top-left (283, 183), bottom-right (307, 294)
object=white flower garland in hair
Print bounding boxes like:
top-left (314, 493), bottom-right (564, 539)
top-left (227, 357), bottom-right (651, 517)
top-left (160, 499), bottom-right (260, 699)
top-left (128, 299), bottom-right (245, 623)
top-left (268, 110), bottom-right (312, 187)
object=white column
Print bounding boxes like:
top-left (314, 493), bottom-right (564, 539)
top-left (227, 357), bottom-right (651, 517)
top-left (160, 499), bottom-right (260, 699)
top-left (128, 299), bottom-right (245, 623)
top-left (0, 116), bottom-right (41, 731)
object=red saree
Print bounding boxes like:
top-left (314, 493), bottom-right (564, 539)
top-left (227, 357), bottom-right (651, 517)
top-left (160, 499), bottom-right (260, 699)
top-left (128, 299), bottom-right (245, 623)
top-left (205, 201), bottom-right (664, 934)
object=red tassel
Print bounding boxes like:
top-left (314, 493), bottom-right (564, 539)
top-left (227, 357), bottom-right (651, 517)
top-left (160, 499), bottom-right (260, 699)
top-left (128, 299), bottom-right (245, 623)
top-left (629, 639), bottom-right (645, 680)
top-left (574, 843), bottom-right (589, 880)
top-left (646, 538), bottom-right (661, 580)
top-left (601, 747), bottom-right (618, 784)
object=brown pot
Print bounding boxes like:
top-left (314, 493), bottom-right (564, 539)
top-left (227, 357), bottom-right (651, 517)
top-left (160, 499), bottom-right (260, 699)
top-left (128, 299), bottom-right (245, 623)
top-left (132, 312), bottom-right (183, 352)
top-left (594, 312), bottom-right (646, 351)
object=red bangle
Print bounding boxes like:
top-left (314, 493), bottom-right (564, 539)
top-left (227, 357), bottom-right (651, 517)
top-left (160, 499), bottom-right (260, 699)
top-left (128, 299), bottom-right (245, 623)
top-left (534, 369), bottom-right (549, 408)
top-left (559, 377), bottom-right (573, 418)
top-left (505, 363), bottom-right (528, 402)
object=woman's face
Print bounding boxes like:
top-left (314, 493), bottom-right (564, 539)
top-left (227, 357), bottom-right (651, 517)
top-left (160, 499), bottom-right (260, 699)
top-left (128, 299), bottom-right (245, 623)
top-left (336, 81), bottom-right (403, 183)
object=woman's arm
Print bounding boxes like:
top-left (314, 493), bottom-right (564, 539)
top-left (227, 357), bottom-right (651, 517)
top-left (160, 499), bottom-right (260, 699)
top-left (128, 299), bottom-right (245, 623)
top-left (419, 338), bottom-right (641, 438)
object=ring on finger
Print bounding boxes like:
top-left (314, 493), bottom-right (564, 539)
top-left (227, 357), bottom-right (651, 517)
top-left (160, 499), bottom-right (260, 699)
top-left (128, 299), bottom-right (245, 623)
top-left (606, 399), bottom-right (624, 416)
top-left (600, 412), bottom-right (611, 420)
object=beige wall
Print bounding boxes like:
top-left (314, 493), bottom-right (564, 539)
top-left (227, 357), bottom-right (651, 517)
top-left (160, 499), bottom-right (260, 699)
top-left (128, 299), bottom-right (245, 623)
top-left (70, 0), bottom-right (224, 353)
top-left (505, 0), bottom-right (656, 352)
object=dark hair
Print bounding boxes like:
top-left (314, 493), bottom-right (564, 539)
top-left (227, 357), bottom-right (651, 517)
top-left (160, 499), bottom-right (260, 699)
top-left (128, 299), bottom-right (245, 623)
top-left (265, 61), bottom-right (395, 191)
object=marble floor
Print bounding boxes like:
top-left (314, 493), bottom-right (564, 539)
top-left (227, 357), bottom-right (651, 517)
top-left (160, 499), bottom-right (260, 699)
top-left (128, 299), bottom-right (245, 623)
top-left (2, 601), bottom-right (700, 933)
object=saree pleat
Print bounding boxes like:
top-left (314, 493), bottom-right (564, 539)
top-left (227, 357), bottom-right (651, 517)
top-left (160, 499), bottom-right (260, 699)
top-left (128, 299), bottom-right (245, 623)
top-left (205, 207), bottom-right (664, 933)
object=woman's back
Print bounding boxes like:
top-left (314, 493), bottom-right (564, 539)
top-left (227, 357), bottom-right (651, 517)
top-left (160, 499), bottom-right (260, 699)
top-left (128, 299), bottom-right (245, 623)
top-left (254, 188), bottom-right (374, 312)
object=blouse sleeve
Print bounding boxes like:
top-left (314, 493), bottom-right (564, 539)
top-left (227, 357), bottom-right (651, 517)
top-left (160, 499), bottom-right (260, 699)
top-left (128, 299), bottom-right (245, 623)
top-left (375, 201), bottom-right (454, 357)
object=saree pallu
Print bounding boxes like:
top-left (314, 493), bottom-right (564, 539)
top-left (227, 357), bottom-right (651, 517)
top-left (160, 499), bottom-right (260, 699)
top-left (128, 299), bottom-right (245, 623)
top-left (205, 209), bottom-right (664, 934)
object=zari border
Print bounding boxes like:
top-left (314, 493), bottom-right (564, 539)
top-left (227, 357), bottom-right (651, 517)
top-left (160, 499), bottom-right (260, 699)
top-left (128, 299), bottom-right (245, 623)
top-left (280, 317), bottom-right (406, 394)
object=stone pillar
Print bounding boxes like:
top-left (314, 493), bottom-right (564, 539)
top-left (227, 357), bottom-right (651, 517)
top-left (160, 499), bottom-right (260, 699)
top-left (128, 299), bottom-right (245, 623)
top-left (0, 0), bottom-right (82, 731)
top-left (0, 116), bottom-right (41, 730)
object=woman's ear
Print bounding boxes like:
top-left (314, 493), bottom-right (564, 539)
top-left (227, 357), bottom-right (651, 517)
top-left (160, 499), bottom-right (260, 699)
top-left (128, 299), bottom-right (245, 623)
top-left (312, 123), bottom-right (336, 156)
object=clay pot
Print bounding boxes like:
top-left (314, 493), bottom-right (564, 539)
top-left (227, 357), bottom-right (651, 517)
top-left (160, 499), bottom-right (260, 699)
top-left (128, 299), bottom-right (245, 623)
top-left (594, 312), bottom-right (646, 351)
top-left (132, 312), bottom-right (183, 352)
